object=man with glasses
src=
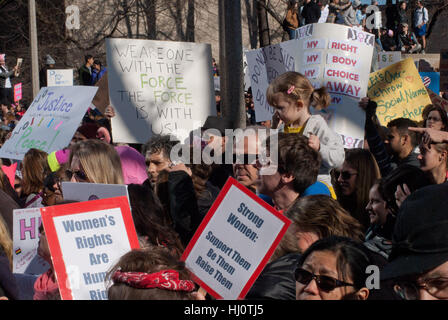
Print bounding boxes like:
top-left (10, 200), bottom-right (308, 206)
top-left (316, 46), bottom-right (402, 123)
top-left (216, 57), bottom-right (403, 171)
top-left (381, 183), bottom-right (448, 300)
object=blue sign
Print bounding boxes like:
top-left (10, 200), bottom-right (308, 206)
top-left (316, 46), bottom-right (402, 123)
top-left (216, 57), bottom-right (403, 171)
top-left (420, 72), bottom-right (440, 95)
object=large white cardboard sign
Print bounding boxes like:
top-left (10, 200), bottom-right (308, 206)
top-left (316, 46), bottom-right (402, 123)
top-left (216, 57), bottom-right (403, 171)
top-left (182, 178), bottom-right (290, 300)
top-left (106, 38), bottom-right (216, 143)
top-left (245, 23), bottom-right (374, 148)
top-left (0, 86), bottom-right (98, 160)
top-left (41, 196), bottom-right (139, 300)
top-left (61, 182), bottom-right (128, 202)
top-left (13, 208), bottom-right (50, 274)
top-left (47, 69), bottom-right (74, 87)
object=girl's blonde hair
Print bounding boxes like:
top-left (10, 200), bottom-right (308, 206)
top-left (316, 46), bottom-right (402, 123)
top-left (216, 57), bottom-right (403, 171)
top-left (0, 214), bottom-right (13, 269)
top-left (69, 139), bottom-right (124, 185)
top-left (266, 71), bottom-right (331, 110)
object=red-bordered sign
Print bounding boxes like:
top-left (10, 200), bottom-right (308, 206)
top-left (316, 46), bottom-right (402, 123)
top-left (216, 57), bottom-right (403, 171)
top-left (181, 177), bottom-right (291, 300)
top-left (41, 196), bottom-right (139, 300)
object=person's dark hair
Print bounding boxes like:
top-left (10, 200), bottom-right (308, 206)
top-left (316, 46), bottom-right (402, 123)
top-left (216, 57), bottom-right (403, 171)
top-left (422, 104), bottom-right (448, 131)
top-left (378, 164), bottom-right (434, 215)
top-left (93, 59), bottom-right (102, 67)
top-left (266, 133), bottom-right (321, 194)
top-left (106, 247), bottom-right (195, 300)
top-left (84, 54), bottom-right (93, 63)
top-left (298, 236), bottom-right (373, 292)
top-left (127, 184), bottom-right (184, 258)
top-left (387, 118), bottom-right (420, 148)
top-left (143, 134), bottom-right (180, 161)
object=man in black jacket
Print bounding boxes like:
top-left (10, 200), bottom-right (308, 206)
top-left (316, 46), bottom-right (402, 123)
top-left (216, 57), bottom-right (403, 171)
top-left (301, 0), bottom-right (321, 25)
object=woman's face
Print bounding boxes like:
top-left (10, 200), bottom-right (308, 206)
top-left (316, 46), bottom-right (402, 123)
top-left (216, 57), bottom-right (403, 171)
top-left (296, 250), bottom-right (359, 300)
top-left (426, 110), bottom-right (445, 131)
top-left (418, 143), bottom-right (445, 172)
top-left (69, 155), bottom-right (90, 183)
top-left (336, 163), bottom-right (358, 196)
top-left (366, 184), bottom-right (389, 226)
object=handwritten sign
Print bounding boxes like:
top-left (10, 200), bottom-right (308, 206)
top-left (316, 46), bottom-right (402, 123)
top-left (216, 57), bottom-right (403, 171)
top-left (245, 40), bottom-right (300, 122)
top-left (182, 178), bottom-right (290, 300)
top-left (378, 52), bottom-right (401, 70)
top-left (61, 182), bottom-right (128, 202)
top-left (427, 88), bottom-right (448, 112)
top-left (368, 58), bottom-right (432, 125)
top-left (13, 208), bottom-right (49, 274)
top-left (41, 196), bottom-right (139, 300)
top-left (419, 72), bottom-right (440, 95)
top-left (14, 83), bottom-right (22, 102)
top-left (106, 38), bottom-right (216, 143)
top-left (0, 86), bottom-right (98, 160)
top-left (47, 69), bottom-right (74, 87)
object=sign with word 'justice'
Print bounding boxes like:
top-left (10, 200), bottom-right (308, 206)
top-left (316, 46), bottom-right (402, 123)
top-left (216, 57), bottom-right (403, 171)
top-left (41, 196), bottom-right (139, 300)
top-left (0, 86), bottom-right (98, 160)
top-left (182, 177), bottom-right (290, 300)
top-left (106, 38), bottom-right (216, 143)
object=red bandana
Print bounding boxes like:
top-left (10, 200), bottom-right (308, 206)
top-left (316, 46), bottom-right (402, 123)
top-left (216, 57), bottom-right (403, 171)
top-left (112, 269), bottom-right (195, 292)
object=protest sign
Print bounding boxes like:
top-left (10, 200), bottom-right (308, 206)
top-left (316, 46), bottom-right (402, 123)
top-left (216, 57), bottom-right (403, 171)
top-left (14, 83), bottom-right (22, 102)
top-left (106, 38), bottom-right (216, 143)
top-left (440, 50), bottom-right (448, 92)
top-left (182, 177), bottom-right (290, 300)
top-left (61, 182), bottom-right (128, 202)
top-left (378, 52), bottom-right (401, 70)
top-left (245, 40), bottom-right (299, 122)
top-left (47, 69), bottom-right (74, 87)
top-left (427, 88), bottom-right (448, 112)
top-left (0, 86), bottom-right (98, 160)
top-left (41, 196), bottom-right (139, 300)
top-left (368, 58), bottom-right (432, 126)
top-left (13, 208), bottom-right (50, 274)
top-left (419, 72), bottom-right (440, 95)
top-left (91, 71), bottom-right (110, 114)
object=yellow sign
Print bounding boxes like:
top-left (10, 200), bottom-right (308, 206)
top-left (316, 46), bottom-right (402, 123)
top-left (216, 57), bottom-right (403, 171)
top-left (367, 58), bottom-right (432, 126)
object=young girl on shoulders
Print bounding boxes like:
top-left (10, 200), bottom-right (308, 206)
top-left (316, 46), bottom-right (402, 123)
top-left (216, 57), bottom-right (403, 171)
top-left (267, 71), bottom-right (345, 187)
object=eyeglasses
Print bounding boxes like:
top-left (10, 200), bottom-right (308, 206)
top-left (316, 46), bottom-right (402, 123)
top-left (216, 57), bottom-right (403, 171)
top-left (333, 170), bottom-right (357, 180)
top-left (66, 169), bottom-right (88, 182)
top-left (394, 277), bottom-right (448, 300)
top-left (295, 268), bottom-right (355, 292)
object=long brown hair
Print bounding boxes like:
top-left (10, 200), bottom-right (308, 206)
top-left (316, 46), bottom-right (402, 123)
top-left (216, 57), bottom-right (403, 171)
top-left (0, 214), bottom-right (13, 269)
top-left (22, 148), bottom-right (50, 195)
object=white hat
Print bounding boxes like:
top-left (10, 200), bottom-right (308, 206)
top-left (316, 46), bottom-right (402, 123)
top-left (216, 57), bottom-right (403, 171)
top-left (46, 54), bottom-right (56, 65)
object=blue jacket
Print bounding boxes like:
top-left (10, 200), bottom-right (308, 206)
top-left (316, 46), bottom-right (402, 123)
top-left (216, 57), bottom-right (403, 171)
top-left (91, 67), bottom-right (106, 85)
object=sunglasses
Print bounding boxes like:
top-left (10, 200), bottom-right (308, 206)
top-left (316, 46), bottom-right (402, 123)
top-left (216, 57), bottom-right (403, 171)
top-left (295, 268), bottom-right (355, 292)
top-left (66, 169), bottom-right (88, 182)
top-left (333, 170), bottom-right (357, 180)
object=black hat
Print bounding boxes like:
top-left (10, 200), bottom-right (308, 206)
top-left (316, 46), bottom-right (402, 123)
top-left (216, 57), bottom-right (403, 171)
top-left (381, 183), bottom-right (448, 280)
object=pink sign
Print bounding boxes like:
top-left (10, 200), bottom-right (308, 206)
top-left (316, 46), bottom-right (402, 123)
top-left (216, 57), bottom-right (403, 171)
top-left (14, 83), bottom-right (22, 102)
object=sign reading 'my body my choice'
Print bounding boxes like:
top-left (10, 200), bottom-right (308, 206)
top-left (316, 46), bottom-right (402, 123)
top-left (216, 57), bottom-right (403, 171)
top-left (106, 38), bottom-right (216, 143)
top-left (0, 86), bottom-right (98, 160)
top-left (182, 178), bottom-right (290, 300)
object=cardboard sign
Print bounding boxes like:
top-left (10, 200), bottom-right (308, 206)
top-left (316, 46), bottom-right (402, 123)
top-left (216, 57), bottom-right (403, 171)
top-left (0, 86), bottom-right (98, 160)
top-left (427, 88), bottom-right (448, 112)
top-left (106, 38), bottom-right (216, 143)
top-left (13, 208), bottom-right (50, 274)
top-left (440, 50), bottom-right (448, 92)
top-left (182, 178), bottom-right (290, 300)
top-left (378, 52), bottom-right (401, 70)
top-left (14, 83), bottom-right (22, 102)
top-left (61, 182), bottom-right (128, 202)
top-left (41, 196), bottom-right (139, 300)
top-left (91, 71), bottom-right (110, 114)
top-left (47, 69), bottom-right (74, 87)
top-left (419, 72), bottom-right (440, 95)
top-left (368, 58), bottom-right (432, 126)
top-left (245, 40), bottom-right (299, 122)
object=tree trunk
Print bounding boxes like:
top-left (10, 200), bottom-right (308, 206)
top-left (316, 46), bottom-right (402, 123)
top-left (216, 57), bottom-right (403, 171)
top-left (244, 0), bottom-right (258, 48)
top-left (176, 0), bottom-right (185, 40)
top-left (145, 0), bottom-right (157, 39)
top-left (186, 0), bottom-right (195, 42)
top-left (257, 0), bottom-right (270, 47)
top-left (121, 0), bottom-right (133, 38)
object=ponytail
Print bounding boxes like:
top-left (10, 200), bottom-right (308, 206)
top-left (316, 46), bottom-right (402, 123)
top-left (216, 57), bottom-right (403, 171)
top-left (310, 87), bottom-right (331, 110)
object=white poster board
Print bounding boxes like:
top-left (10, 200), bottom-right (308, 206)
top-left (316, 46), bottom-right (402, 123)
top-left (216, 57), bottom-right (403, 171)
top-left (47, 69), bottom-right (74, 87)
top-left (61, 182), bottom-right (128, 202)
top-left (245, 39), bottom-right (299, 122)
top-left (182, 178), bottom-right (290, 300)
top-left (0, 86), bottom-right (98, 160)
top-left (378, 52), bottom-right (402, 70)
top-left (41, 197), bottom-right (139, 300)
top-left (13, 208), bottom-right (50, 274)
top-left (106, 38), bottom-right (216, 143)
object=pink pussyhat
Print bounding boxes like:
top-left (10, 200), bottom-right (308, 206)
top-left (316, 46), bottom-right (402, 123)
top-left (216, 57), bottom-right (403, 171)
top-left (115, 145), bottom-right (148, 185)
